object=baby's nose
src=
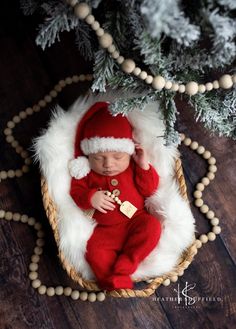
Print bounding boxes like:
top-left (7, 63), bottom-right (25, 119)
top-left (104, 158), bottom-right (112, 168)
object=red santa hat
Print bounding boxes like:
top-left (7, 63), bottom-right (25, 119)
top-left (68, 102), bottom-right (135, 179)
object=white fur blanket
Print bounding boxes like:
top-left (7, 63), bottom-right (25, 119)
top-left (34, 92), bottom-right (195, 280)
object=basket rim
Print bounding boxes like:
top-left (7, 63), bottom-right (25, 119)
top-left (41, 157), bottom-right (197, 298)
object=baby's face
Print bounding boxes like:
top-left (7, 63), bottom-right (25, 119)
top-left (88, 151), bottom-right (131, 176)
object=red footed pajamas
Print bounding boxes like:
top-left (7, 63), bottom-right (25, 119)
top-left (70, 161), bottom-right (161, 290)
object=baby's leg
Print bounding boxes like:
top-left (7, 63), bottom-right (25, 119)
top-left (113, 212), bottom-right (161, 276)
top-left (85, 223), bottom-right (127, 289)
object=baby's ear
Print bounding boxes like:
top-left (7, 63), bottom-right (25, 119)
top-left (68, 156), bottom-right (90, 179)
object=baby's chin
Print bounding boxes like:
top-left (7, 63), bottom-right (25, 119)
top-left (101, 170), bottom-right (120, 176)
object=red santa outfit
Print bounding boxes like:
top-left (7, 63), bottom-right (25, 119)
top-left (69, 102), bottom-right (162, 290)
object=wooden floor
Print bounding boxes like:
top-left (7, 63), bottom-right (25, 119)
top-left (0, 2), bottom-right (236, 329)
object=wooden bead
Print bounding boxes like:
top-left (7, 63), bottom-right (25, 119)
top-left (29, 263), bottom-right (38, 271)
top-left (19, 111), bottom-right (27, 119)
top-left (50, 90), bottom-right (58, 98)
top-left (183, 137), bottom-right (191, 146)
top-left (7, 121), bottom-right (15, 128)
top-left (203, 150), bottom-right (211, 159)
top-left (34, 246), bottom-right (43, 255)
top-left (205, 82), bottom-right (213, 91)
top-left (195, 239), bottom-right (202, 249)
top-left (211, 217), bottom-right (219, 226)
top-left (180, 133), bottom-right (185, 141)
top-left (96, 28), bottom-right (104, 37)
top-left (199, 234), bottom-right (208, 243)
top-left (34, 222), bottom-right (42, 230)
top-left (65, 77), bottom-right (73, 85)
top-left (31, 254), bottom-right (40, 263)
top-left (170, 275), bottom-right (178, 282)
top-left (107, 44), bottom-right (116, 53)
top-left (207, 172), bottom-right (215, 180)
top-left (206, 210), bottom-right (215, 219)
top-left (139, 71), bottom-right (147, 80)
top-left (209, 165), bottom-right (217, 173)
top-left (0, 210), bottom-right (5, 218)
top-left (36, 238), bottom-right (45, 247)
top-left (97, 292), bottom-right (106, 301)
top-left (99, 33), bottom-right (113, 48)
top-left (178, 269), bottom-right (184, 276)
top-left (37, 230), bottom-right (45, 238)
top-left (12, 213), bottom-right (21, 221)
top-left (162, 279), bottom-right (170, 286)
top-left (20, 214), bottom-right (28, 223)
top-left (80, 291), bottom-right (88, 301)
top-left (74, 2), bottom-right (90, 19)
top-left (164, 81), bottom-right (172, 90)
top-left (54, 84), bottom-right (62, 92)
top-left (200, 204), bottom-right (209, 213)
top-left (88, 292), bottom-right (97, 302)
top-left (38, 285), bottom-right (47, 295)
top-left (7, 170), bottom-right (15, 178)
top-left (171, 83), bottom-right (179, 91)
top-left (4, 128), bottom-right (12, 135)
top-left (5, 211), bottom-right (13, 220)
top-left (44, 95), bottom-right (52, 103)
top-left (190, 141), bottom-right (198, 150)
top-left (55, 286), bottom-right (64, 295)
top-left (47, 287), bottom-right (55, 296)
top-left (208, 157), bottom-right (216, 165)
top-left (13, 115), bottom-right (21, 123)
top-left (64, 287), bottom-right (72, 296)
top-left (196, 183), bottom-right (205, 191)
top-left (198, 84), bottom-right (206, 93)
top-left (178, 84), bottom-right (185, 93)
top-left (197, 145), bottom-right (205, 154)
top-left (32, 279), bottom-right (41, 289)
top-left (111, 51), bottom-right (120, 59)
top-left (15, 169), bottom-right (23, 177)
top-left (193, 190), bottom-right (202, 199)
top-left (201, 177), bottom-right (210, 186)
top-left (0, 171), bottom-right (8, 179)
top-left (208, 232), bottom-right (216, 241)
top-left (213, 80), bottom-right (219, 89)
top-left (26, 107), bottom-right (33, 115)
top-left (28, 217), bottom-right (36, 226)
top-left (71, 290), bottom-right (80, 300)
top-left (116, 56), bottom-right (124, 64)
top-left (33, 105), bottom-right (40, 112)
top-left (195, 198), bottom-right (203, 207)
top-left (152, 75), bottom-right (165, 90)
top-left (29, 271), bottom-right (38, 280)
top-left (212, 226), bottom-right (221, 234)
top-left (22, 165), bottom-right (30, 173)
top-left (219, 74), bottom-right (233, 89)
top-left (185, 81), bottom-right (199, 96)
top-left (85, 14), bottom-right (95, 24)
top-left (6, 135), bottom-right (14, 143)
top-left (11, 140), bottom-right (19, 148)
top-left (91, 21), bottom-right (100, 31)
top-left (133, 67), bottom-right (141, 76)
top-left (145, 75), bottom-right (153, 84)
top-left (121, 59), bottom-right (136, 74)
top-left (72, 75), bottom-right (79, 83)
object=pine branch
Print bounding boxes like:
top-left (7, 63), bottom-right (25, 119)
top-left (75, 21), bottom-right (94, 61)
top-left (91, 50), bottom-right (116, 92)
top-left (35, 2), bottom-right (79, 50)
top-left (109, 94), bottom-right (156, 115)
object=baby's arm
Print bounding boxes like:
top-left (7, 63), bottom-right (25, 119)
top-left (70, 177), bottom-right (115, 213)
top-left (132, 143), bottom-right (159, 197)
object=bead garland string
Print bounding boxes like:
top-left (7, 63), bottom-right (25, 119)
top-left (66, 0), bottom-right (236, 96)
top-left (0, 73), bottom-right (221, 298)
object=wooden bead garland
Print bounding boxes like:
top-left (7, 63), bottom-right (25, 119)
top-left (66, 1), bottom-right (235, 96)
top-left (0, 74), bottom-right (106, 302)
top-left (181, 133), bottom-right (221, 250)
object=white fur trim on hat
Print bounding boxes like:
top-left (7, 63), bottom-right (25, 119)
top-left (81, 137), bottom-right (135, 155)
top-left (68, 156), bottom-right (91, 179)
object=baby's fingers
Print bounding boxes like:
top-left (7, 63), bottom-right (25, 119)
top-left (102, 201), bottom-right (116, 211)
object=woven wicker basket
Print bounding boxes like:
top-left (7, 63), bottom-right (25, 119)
top-left (41, 157), bottom-right (197, 298)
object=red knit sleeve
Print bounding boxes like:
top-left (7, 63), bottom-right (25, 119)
top-left (134, 164), bottom-right (159, 197)
top-left (70, 177), bottom-right (97, 210)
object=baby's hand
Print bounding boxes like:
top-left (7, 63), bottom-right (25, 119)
top-left (132, 143), bottom-right (150, 170)
top-left (91, 191), bottom-right (116, 213)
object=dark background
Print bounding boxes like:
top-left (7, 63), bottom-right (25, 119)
top-left (0, 1), bottom-right (236, 328)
